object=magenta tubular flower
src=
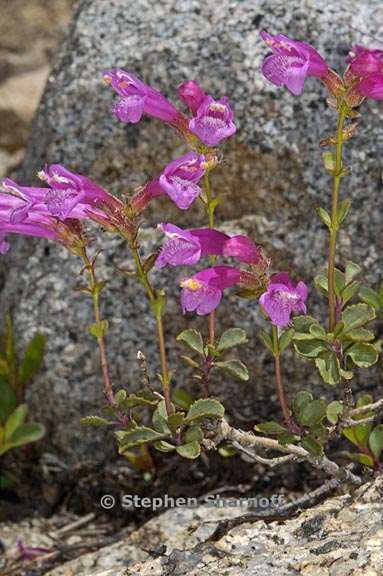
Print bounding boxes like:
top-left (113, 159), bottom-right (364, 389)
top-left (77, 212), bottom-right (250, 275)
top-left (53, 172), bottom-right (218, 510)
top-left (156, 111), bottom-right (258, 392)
top-left (222, 235), bottom-right (262, 264)
top-left (259, 273), bottom-right (308, 327)
top-left (355, 74), bottom-right (383, 100)
top-left (189, 96), bottom-right (236, 146)
top-left (260, 31), bottom-right (329, 96)
top-left (180, 265), bottom-right (241, 315)
top-left (103, 68), bottom-right (182, 126)
top-left (347, 45), bottom-right (383, 77)
top-left (155, 223), bottom-right (229, 268)
top-left (177, 80), bottom-right (207, 115)
top-left (158, 151), bottom-right (207, 209)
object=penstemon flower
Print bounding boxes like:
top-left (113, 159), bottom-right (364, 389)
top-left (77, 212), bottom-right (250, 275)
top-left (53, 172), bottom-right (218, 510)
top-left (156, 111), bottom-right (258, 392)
top-left (260, 31), bottom-right (329, 96)
top-left (103, 68), bottom-right (183, 127)
top-left (188, 96), bottom-right (236, 146)
top-left (222, 234), bottom-right (262, 264)
top-left (177, 80), bottom-right (207, 115)
top-left (180, 265), bottom-right (241, 315)
top-left (259, 273), bottom-right (308, 327)
top-left (347, 45), bottom-right (383, 78)
top-left (155, 223), bottom-right (229, 268)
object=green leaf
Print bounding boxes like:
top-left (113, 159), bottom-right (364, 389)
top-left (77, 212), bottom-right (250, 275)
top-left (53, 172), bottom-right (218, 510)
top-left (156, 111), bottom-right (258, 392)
top-left (150, 289), bottom-right (167, 318)
top-left (346, 342), bottom-right (379, 368)
top-left (259, 330), bottom-right (274, 353)
top-left (300, 400), bottom-right (327, 427)
top-left (300, 435), bottom-right (323, 456)
top-left (115, 390), bottom-right (127, 405)
top-left (294, 339), bottom-right (328, 358)
top-left (119, 390), bottom-right (158, 410)
top-left (345, 261), bottom-right (361, 285)
top-left (167, 412), bottom-right (185, 432)
top-left (5, 404), bottom-right (28, 440)
top-left (185, 426), bottom-right (204, 443)
top-left (278, 433), bottom-right (301, 445)
top-left (80, 415), bottom-right (110, 426)
top-left (340, 328), bottom-right (375, 342)
top-left (152, 401), bottom-right (171, 434)
top-left (215, 359), bottom-right (249, 381)
top-left (172, 388), bottom-right (195, 410)
top-left (359, 286), bottom-right (380, 311)
top-left (344, 452), bottom-right (374, 467)
top-left (0, 379), bottom-right (17, 423)
top-left (337, 198), bottom-right (351, 225)
top-left (176, 440), bottom-right (201, 459)
top-left (292, 391), bottom-right (313, 422)
top-left (368, 425), bottom-right (383, 461)
top-left (254, 421), bottom-right (288, 435)
top-left (89, 320), bottom-right (109, 338)
top-left (342, 394), bottom-right (374, 447)
top-left (185, 398), bottom-right (225, 422)
top-left (315, 352), bottom-right (341, 385)
top-left (218, 445), bottom-right (237, 457)
top-left (334, 269), bottom-right (346, 297)
top-left (176, 329), bottom-right (205, 356)
top-left (342, 303), bottom-right (376, 332)
top-left (1, 423), bottom-right (45, 454)
top-left (314, 273), bottom-right (328, 295)
top-left (322, 151), bottom-right (336, 172)
top-left (279, 328), bottom-right (295, 353)
top-left (217, 328), bottom-right (248, 352)
top-left (154, 440), bottom-right (176, 453)
top-left (117, 426), bottom-right (166, 448)
top-left (317, 207), bottom-right (331, 228)
top-left (19, 333), bottom-right (46, 385)
top-left (341, 281), bottom-right (361, 305)
top-left (180, 355), bottom-right (200, 369)
top-left (326, 401), bottom-right (344, 424)
top-left (293, 316), bottom-right (320, 332)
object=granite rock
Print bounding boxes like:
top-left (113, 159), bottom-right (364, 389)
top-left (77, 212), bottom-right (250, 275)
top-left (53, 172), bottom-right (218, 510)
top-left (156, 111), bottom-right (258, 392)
top-left (0, 0), bottom-right (382, 463)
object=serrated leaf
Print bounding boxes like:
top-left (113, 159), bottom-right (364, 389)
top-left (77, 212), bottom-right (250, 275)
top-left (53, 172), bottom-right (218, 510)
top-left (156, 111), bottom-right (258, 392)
top-left (254, 421), bottom-right (288, 435)
top-left (217, 328), bottom-right (248, 352)
top-left (342, 303), bottom-right (376, 332)
top-left (119, 390), bottom-right (158, 410)
top-left (115, 390), bottom-right (127, 405)
top-left (80, 415), bottom-right (110, 426)
top-left (314, 273), bottom-right (328, 295)
top-left (180, 355), bottom-right (200, 369)
top-left (89, 320), bottom-right (109, 338)
top-left (300, 435), bottom-right (323, 456)
top-left (341, 328), bottom-right (375, 342)
top-left (5, 404), bottom-right (28, 440)
top-left (315, 352), bottom-right (340, 385)
top-left (300, 400), bottom-right (327, 427)
top-left (294, 339), bottom-right (328, 358)
top-left (293, 316), bottom-right (320, 332)
top-left (292, 391), bottom-right (313, 422)
top-left (342, 394), bottom-right (374, 448)
top-left (185, 399), bottom-right (225, 422)
top-left (345, 261), bottom-right (361, 285)
top-left (317, 207), bottom-right (331, 228)
top-left (346, 342), bottom-right (379, 368)
top-left (152, 401), bottom-right (171, 434)
top-left (334, 269), bottom-right (346, 297)
top-left (368, 425), bottom-right (383, 461)
top-left (19, 333), bottom-right (46, 385)
top-left (176, 440), bottom-right (201, 459)
top-left (359, 286), bottom-right (380, 311)
top-left (326, 401), bottom-right (344, 424)
top-left (215, 359), bottom-right (249, 381)
top-left (341, 280), bottom-right (361, 305)
top-left (176, 329), bottom-right (205, 356)
top-left (185, 426), bottom-right (204, 443)
top-left (154, 440), bottom-right (176, 453)
top-left (172, 388), bottom-right (194, 411)
top-left (117, 425), bottom-right (167, 448)
top-left (167, 412), bottom-right (185, 431)
top-left (279, 328), bottom-right (294, 353)
top-left (259, 330), bottom-right (274, 353)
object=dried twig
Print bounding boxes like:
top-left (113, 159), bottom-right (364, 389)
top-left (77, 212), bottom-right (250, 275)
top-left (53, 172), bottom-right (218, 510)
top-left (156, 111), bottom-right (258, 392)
top-left (231, 440), bottom-right (302, 468)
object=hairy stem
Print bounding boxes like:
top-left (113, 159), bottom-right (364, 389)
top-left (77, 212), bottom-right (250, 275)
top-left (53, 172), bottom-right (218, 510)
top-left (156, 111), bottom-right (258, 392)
top-left (81, 249), bottom-right (115, 407)
top-left (328, 102), bottom-right (347, 331)
top-left (129, 242), bottom-right (173, 415)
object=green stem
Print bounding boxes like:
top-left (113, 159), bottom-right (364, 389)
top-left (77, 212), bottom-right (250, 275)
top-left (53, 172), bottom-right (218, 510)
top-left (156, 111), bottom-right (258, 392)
top-left (328, 102), bottom-right (347, 331)
top-left (272, 326), bottom-right (292, 428)
top-left (81, 249), bottom-right (116, 407)
top-left (129, 242), bottom-right (173, 415)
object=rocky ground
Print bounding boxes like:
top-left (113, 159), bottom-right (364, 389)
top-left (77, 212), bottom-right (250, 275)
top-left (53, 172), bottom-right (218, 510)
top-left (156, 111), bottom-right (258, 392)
top-left (0, 0), bottom-right (75, 178)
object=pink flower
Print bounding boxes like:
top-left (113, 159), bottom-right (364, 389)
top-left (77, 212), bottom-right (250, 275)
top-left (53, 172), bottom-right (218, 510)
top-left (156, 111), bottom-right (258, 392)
top-left (155, 223), bottom-right (229, 268)
top-left (259, 273), bottom-right (308, 327)
top-left (180, 265), bottom-right (241, 315)
top-left (347, 45), bottom-right (383, 77)
top-left (355, 73), bottom-right (383, 100)
top-left (260, 31), bottom-right (329, 96)
top-left (103, 68), bottom-right (183, 126)
top-left (177, 80), bottom-right (207, 115)
top-left (189, 96), bottom-right (236, 146)
top-left (222, 235), bottom-right (262, 264)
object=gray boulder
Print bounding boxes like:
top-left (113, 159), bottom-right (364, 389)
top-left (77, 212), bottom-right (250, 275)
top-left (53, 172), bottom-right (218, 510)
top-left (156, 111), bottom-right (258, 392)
top-left (1, 0), bottom-right (382, 463)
